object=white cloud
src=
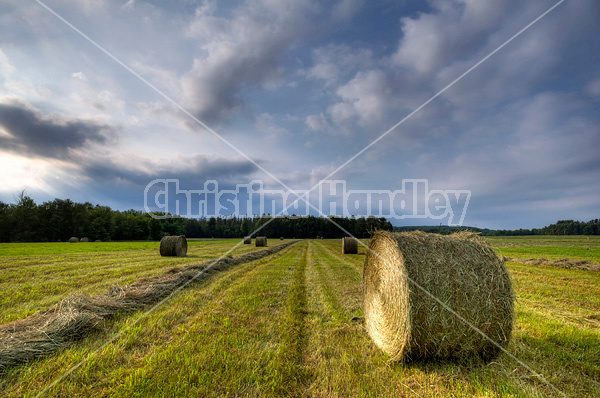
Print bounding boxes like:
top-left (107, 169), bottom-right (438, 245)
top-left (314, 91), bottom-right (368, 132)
top-left (97, 90), bottom-right (125, 112)
top-left (72, 72), bottom-right (87, 81)
top-left (0, 49), bottom-right (16, 77)
top-left (305, 112), bottom-right (328, 131)
top-left (255, 112), bottom-right (289, 139)
top-left (121, 0), bottom-right (136, 11)
top-left (307, 44), bottom-right (374, 87)
top-left (331, 69), bottom-right (393, 127)
top-left (391, 0), bottom-right (511, 75)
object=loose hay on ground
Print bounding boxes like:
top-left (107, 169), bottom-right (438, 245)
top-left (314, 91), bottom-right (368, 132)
top-left (505, 256), bottom-right (600, 272)
top-left (363, 230), bottom-right (514, 362)
top-left (0, 241), bottom-right (298, 372)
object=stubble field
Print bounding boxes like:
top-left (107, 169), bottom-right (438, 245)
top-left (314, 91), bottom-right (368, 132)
top-left (0, 236), bottom-right (599, 397)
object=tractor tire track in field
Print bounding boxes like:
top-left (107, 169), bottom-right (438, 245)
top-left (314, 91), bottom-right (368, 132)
top-left (312, 241), bottom-right (363, 319)
top-left (316, 239), bottom-right (364, 272)
top-left (303, 241), bottom-right (424, 398)
top-left (0, 241), bottom-right (299, 373)
top-left (268, 242), bottom-right (309, 397)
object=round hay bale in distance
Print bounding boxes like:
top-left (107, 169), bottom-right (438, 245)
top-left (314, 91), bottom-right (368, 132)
top-left (255, 236), bottom-right (267, 247)
top-left (342, 237), bottom-right (358, 254)
top-left (363, 231), bottom-right (514, 362)
top-left (79, 237), bottom-right (89, 242)
top-left (95, 239), bottom-right (102, 243)
top-left (160, 235), bottom-right (188, 257)
top-left (69, 237), bottom-right (79, 243)
top-left (243, 236), bottom-right (251, 244)
top-left (280, 237), bottom-right (284, 240)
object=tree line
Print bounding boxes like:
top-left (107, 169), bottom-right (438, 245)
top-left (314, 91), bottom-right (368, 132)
top-left (394, 219), bottom-right (600, 236)
top-left (483, 219), bottom-right (600, 236)
top-left (0, 193), bottom-right (393, 242)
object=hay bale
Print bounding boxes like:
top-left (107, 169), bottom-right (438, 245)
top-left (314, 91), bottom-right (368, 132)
top-left (255, 236), bottom-right (267, 247)
top-left (342, 237), bottom-right (358, 254)
top-left (280, 237), bottom-right (284, 240)
top-left (80, 237), bottom-right (89, 242)
top-left (95, 240), bottom-right (102, 243)
top-left (243, 236), bottom-right (251, 244)
top-left (159, 235), bottom-right (188, 257)
top-left (363, 231), bottom-right (514, 362)
top-left (68, 237), bottom-right (79, 243)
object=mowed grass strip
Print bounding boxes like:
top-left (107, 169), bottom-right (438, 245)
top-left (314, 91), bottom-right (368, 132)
top-left (0, 241), bottom-right (303, 397)
top-left (0, 239), bottom-right (273, 323)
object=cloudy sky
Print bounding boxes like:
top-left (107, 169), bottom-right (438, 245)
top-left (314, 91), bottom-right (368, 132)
top-left (0, 0), bottom-right (598, 229)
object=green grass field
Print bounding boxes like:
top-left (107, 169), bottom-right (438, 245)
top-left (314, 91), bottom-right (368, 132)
top-left (0, 236), bottom-right (599, 397)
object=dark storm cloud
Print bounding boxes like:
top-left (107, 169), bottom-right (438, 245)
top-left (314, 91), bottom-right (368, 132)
top-left (0, 101), bottom-right (113, 159)
top-left (181, 0), bottom-right (358, 125)
top-left (81, 154), bottom-right (258, 188)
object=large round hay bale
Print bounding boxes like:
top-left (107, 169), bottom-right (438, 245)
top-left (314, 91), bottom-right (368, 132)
top-left (79, 237), bottom-right (89, 243)
top-left (69, 237), bottom-right (79, 243)
top-left (363, 231), bottom-right (514, 362)
top-left (243, 236), bottom-right (251, 244)
top-left (280, 237), bottom-right (284, 240)
top-left (255, 236), bottom-right (267, 247)
top-left (160, 235), bottom-right (188, 257)
top-left (342, 237), bottom-right (358, 254)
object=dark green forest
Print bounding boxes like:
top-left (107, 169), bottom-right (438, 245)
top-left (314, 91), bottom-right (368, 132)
top-left (0, 193), bottom-right (393, 242)
top-left (0, 193), bottom-right (597, 242)
top-left (393, 219), bottom-right (600, 236)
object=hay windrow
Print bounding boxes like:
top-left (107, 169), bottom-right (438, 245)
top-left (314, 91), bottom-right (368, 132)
top-left (0, 240), bottom-right (299, 372)
top-left (255, 236), bottom-right (267, 247)
top-left (342, 237), bottom-right (358, 254)
top-left (363, 231), bottom-right (514, 362)
top-left (160, 235), bottom-right (188, 257)
top-left (505, 256), bottom-right (600, 272)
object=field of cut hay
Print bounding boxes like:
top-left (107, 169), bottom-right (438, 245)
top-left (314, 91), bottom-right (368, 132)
top-left (0, 236), bottom-right (599, 397)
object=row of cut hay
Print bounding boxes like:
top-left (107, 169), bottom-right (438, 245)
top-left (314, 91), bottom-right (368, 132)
top-left (363, 230), bottom-right (514, 362)
top-left (0, 240), bottom-right (299, 372)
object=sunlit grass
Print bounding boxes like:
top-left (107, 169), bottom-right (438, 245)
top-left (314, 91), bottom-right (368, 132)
top-left (0, 236), bottom-right (598, 397)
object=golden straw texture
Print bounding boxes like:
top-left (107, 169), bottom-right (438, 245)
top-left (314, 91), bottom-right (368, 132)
top-left (363, 231), bottom-right (514, 362)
